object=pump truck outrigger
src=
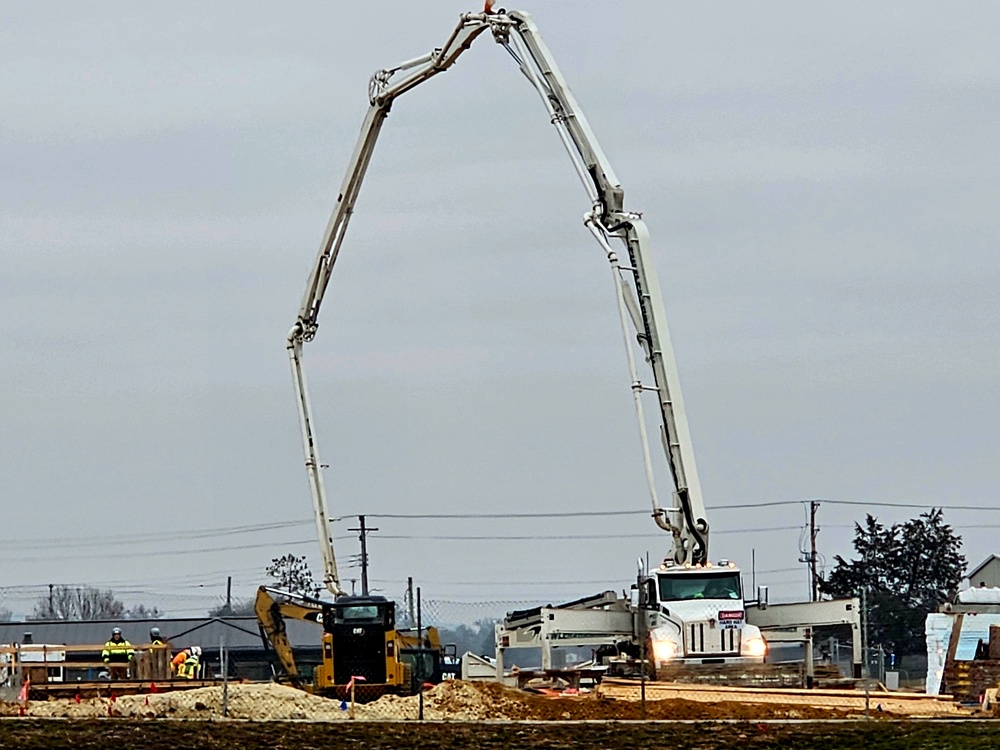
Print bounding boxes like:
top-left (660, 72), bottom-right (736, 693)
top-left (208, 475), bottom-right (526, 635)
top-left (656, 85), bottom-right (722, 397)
top-left (264, 5), bottom-right (774, 690)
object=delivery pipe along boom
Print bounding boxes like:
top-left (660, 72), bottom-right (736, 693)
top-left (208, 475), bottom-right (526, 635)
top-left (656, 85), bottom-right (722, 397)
top-left (288, 9), bottom-right (709, 599)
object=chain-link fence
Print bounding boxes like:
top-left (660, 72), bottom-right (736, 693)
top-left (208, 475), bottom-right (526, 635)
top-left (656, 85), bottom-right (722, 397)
top-left (0, 598), bottom-right (964, 721)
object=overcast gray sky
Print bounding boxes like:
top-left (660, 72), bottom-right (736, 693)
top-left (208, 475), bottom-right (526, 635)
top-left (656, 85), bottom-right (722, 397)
top-left (2, 1), bottom-right (998, 618)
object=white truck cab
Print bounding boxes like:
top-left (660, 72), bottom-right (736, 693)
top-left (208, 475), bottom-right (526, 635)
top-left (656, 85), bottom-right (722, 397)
top-left (640, 561), bottom-right (766, 667)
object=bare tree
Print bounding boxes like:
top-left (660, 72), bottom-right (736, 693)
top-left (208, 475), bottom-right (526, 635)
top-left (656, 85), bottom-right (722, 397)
top-left (30, 586), bottom-right (159, 621)
top-left (208, 598), bottom-right (256, 617)
top-left (124, 603), bottom-right (164, 620)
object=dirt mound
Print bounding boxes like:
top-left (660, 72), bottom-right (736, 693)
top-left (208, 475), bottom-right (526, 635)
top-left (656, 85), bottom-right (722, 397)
top-left (365, 681), bottom-right (860, 721)
top-left (0, 696), bottom-right (111, 719)
top-left (114, 683), bottom-right (352, 720)
top-left (0, 684), bottom-right (354, 721)
top-left (363, 680), bottom-right (534, 720)
top-left (0, 680), bottom-right (915, 721)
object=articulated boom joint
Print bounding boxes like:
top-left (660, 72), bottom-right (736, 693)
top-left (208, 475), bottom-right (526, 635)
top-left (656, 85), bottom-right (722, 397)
top-left (368, 70), bottom-right (393, 105)
top-left (287, 321), bottom-right (317, 348)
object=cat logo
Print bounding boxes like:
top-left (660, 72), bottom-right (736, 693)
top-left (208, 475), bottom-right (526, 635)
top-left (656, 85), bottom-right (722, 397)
top-left (353, 627), bottom-right (364, 635)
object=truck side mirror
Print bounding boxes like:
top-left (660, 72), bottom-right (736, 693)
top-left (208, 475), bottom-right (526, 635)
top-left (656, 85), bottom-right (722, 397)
top-left (757, 585), bottom-right (768, 609)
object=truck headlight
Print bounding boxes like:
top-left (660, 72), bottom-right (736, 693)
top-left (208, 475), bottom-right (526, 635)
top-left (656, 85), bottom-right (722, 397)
top-left (742, 636), bottom-right (767, 658)
top-left (651, 638), bottom-right (679, 662)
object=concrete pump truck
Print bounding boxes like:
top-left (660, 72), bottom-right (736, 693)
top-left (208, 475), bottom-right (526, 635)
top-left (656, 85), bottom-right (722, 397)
top-left (261, 4), bottom-right (874, 691)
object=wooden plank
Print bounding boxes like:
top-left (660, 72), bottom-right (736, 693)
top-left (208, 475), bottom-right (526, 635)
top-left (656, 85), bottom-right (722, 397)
top-left (597, 679), bottom-right (966, 716)
top-left (27, 679), bottom-right (217, 700)
top-left (601, 678), bottom-right (953, 701)
top-left (945, 613), bottom-right (965, 665)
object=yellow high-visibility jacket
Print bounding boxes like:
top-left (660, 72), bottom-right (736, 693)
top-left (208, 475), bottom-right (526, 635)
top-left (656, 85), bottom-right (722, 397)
top-left (101, 639), bottom-right (135, 663)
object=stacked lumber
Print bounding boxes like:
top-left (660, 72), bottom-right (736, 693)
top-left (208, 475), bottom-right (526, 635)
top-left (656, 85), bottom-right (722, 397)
top-left (942, 660), bottom-right (1000, 703)
top-left (654, 662), bottom-right (802, 688)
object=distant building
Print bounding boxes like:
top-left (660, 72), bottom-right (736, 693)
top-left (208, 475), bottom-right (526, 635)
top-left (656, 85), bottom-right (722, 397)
top-left (967, 555), bottom-right (1000, 589)
top-left (0, 616), bottom-right (320, 682)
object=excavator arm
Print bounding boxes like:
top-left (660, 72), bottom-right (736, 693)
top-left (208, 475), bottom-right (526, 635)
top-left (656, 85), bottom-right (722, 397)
top-left (254, 586), bottom-right (326, 686)
top-left (289, 8), bottom-right (710, 572)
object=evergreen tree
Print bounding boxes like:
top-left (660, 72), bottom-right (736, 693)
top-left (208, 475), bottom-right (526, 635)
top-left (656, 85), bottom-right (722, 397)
top-left (821, 509), bottom-right (965, 655)
top-left (266, 554), bottom-right (322, 597)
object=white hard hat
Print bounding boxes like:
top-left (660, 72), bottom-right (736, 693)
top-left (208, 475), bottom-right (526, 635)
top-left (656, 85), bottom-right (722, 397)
top-left (191, 646), bottom-right (202, 656)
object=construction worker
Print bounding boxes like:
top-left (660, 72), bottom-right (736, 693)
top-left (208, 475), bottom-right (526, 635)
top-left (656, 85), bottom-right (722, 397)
top-left (101, 627), bottom-right (135, 680)
top-left (171, 646), bottom-right (202, 679)
top-left (148, 627), bottom-right (171, 680)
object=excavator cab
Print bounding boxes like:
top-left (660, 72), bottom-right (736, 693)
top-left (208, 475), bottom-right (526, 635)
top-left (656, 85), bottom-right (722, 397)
top-left (396, 630), bottom-right (455, 693)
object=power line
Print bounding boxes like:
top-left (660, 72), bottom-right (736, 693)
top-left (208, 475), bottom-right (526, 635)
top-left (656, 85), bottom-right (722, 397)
top-left (0, 519), bottom-right (313, 550)
top-left (359, 509), bottom-right (649, 519)
top-left (5, 520), bottom-right (991, 565)
top-left (0, 538), bottom-right (318, 565)
top-left (718, 499), bottom-right (1000, 511)
top-left (373, 526), bottom-right (803, 541)
top-left (3, 499), bottom-right (990, 553)
top-left (352, 499), bottom-right (1000, 519)
top-left (369, 568), bottom-right (803, 586)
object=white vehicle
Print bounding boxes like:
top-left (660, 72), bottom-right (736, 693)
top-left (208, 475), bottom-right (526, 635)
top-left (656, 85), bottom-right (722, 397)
top-left (287, 6), bottom-right (851, 677)
top-left (640, 561), bottom-right (766, 668)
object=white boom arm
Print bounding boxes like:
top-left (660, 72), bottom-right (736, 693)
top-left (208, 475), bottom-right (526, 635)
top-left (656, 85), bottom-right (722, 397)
top-left (288, 13), bottom-right (495, 597)
top-left (499, 11), bottom-right (709, 563)
top-left (289, 10), bottom-right (710, 596)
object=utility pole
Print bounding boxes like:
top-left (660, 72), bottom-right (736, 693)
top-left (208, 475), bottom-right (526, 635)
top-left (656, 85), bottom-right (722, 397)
top-left (225, 576), bottom-right (232, 615)
top-left (48, 583), bottom-right (54, 617)
top-left (809, 501), bottom-right (820, 602)
top-left (348, 515), bottom-right (379, 595)
top-left (407, 576), bottom-right (416, 625)
top-left (798, 501), bottom-right (821, 601)
top-left (862, 586), bottom-right (870, 719)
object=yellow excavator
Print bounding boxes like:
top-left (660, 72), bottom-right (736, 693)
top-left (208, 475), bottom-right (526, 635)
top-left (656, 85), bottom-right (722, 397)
top-left (255, 586), bottom-right (453, 698)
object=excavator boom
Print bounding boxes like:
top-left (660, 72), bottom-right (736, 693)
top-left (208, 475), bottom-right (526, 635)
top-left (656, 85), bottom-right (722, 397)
top-left (254, 586), bottom-right (325, 686)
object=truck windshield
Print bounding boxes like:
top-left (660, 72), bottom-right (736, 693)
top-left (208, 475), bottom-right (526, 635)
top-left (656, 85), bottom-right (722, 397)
top-left (658, 572), bottom-right (741, 602)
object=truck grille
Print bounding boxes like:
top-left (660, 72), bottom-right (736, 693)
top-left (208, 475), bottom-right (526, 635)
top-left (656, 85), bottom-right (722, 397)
top-left (686, 621), bottom-right (739, 656)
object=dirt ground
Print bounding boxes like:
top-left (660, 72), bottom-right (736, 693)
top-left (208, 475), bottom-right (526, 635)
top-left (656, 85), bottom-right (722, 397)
top-left (0, 681), bottom-right (938, 721)
top-left (0, 720), bottom-right (999, 750)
